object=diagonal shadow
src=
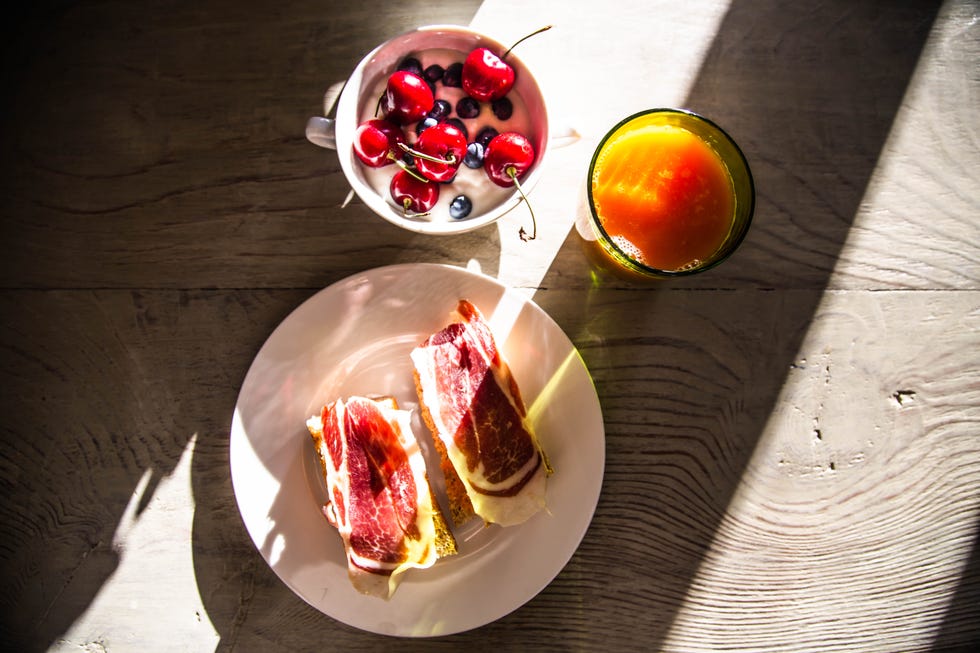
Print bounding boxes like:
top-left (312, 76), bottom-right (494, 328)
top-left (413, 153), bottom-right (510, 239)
top-left (524, 0), bottom-right (946, 650)
top-left (0, 1), bottom-right (488, 652)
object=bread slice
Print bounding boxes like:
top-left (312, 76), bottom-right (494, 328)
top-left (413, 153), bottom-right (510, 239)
top-left (414, 370), bottom-right (476, 526)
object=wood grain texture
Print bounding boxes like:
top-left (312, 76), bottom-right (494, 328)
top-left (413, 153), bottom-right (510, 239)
top-left (0, 0), bottom-right (977, 651)
top-left (2, 288), bottom-right (976, 651)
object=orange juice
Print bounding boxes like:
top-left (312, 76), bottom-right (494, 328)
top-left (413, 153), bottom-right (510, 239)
top-left (587, 110), bottom-right (752, 278)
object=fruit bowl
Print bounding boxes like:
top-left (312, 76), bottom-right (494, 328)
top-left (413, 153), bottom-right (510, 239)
top-left (315, 25), bottom-right (550, 236)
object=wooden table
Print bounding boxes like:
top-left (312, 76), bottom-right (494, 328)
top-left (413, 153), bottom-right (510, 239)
top-left (2, 0), bottom-right (977, 650)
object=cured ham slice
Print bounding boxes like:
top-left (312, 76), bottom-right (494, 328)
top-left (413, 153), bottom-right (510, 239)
top-left (306, 396), bottom-right (456, 599)
top-left (412, 299), bottom-right (552, 527)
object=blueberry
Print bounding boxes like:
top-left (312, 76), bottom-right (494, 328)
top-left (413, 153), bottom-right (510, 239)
top-left (463, 142), bottom-right (485, 168)
top-left (456, 96), bottom-right (481, 119)
top-left (449, 194), bottom-right (473, 220)
top-left (475, 126), bottom-right (499, 148)
top-left (427, 99), bottom-right (452, 120)
top-left (396, 57), bottom-right (423, 77)
top-left (423, 64), bottom-right (444, 83)
top-left (416, 116), bottom-right (439, 136)
top-left (491, 97), bottom-right (513, 120)
top-left (442, 62), bottom-right (463, 87)
top-left (445, 117), bottom-right (468, 140)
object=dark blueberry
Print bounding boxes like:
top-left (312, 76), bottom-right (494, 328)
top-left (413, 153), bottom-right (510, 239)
top-left (402, 151), bottom-right (415, 167)
top-left (442, 62), bottom-right (463, 87)
top-left (427, 99), bottom-right (452, 120)
top-left (463, 142), bottom-right (485, 168)
top-left (491, 97), bottom-right (513, 120)
top-left (423, 64), bottom-right (444, 83)
top-left (449, 194), bottom-right (473, 220)
top-left (415, 116), bottom-right (439, 136)
top-left (396, 57), bottom-right (423, 77)
top-left (445, 117), bottom-right (468, 140)
top-left (475, 125), bottom-right (499, 148)
top-left (456, 96), bottom-right (481, 119)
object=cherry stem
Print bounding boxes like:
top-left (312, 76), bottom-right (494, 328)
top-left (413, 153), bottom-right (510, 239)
top-left (509, 167), bottom-right (537, 242)
top-left (402, 197), bottom-right (431, 218)
top-left (502, 25), bottom-right (553, 61)
top-left (398, 142), bottom-right (456, 166)
top-left (391, 154), bottom-right (428, 183)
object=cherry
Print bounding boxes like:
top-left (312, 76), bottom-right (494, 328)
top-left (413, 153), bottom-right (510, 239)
top-left (484, 132), bottom-right (535, 187)
top-left (390, 169), bottom-right (439, 215)
top-left (461, 25), bottom-right (552, 102)
top-left (403, 122), bottom-right (467, 183)
top-left (484, 131), bottom-right (538, 240)
top-left (461, 48), bottom-right (514, 102)
top-left (352, 119), bottom-right (405, 167)
top-left (380, 71), bottom-right (434, 125)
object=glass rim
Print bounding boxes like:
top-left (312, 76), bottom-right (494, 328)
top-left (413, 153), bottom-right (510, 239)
top-left (586, 107), bottom-right (756, 278)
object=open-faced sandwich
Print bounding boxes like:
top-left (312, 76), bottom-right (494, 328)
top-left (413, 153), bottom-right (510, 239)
top-left (411, 299), bottom-right (552, 527)
top-left (306, 395), bottom-right (457, 599)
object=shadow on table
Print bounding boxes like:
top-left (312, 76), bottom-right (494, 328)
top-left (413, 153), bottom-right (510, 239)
top-left (183, 2), bottom-right (973, 651)
top-left (0, 0), bottom-right (491, 651)
top-left (521, 0), bottom-right (958, 650)
top-left (931, 523), bottom-right (980, 651)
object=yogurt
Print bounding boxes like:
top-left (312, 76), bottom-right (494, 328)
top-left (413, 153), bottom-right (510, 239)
top-left (357, 48), bottom-right (536, 226)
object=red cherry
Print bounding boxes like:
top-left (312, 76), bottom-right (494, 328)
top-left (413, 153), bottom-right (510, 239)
top-left (461, 26), bottom-right (552, 102)
top-left (390, 169), bottom-right (439, 215)
top-left (484, 132), bottom-right (535, 187)
top-left (352, 119), bottom-right (405, 167)
top-left (484, 132), bottom-right (539, 241)
top-left (381, 71), bottom-right (434, 124)
top-left (411, 122), bottom-right (467, 183)
top-left (461, 48), bottom-right (515, 102)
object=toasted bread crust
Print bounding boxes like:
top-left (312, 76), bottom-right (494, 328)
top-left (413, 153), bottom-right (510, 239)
top-left (427, 477), bottom-right (458, 557)
top-left (414, 370), bottom-right (476, 526)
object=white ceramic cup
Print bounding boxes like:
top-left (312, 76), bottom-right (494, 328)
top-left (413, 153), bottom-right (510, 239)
top-left (305, 25), bottom-right (554, 236)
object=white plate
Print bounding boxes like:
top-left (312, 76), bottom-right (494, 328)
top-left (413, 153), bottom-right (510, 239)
top-left (229, 263), bottom-right (604, 637)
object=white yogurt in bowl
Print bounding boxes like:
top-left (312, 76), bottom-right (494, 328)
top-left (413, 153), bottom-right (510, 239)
top-left (319, 25), bottom-right (550, 236)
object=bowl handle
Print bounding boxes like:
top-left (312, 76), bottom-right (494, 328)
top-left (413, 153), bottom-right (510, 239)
top-left (305, 81), bottom-right (347, 150)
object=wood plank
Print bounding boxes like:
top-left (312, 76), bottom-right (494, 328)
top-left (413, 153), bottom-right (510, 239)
top-left (2, 287), bottom-right (976, 649)
top-left (1, 1), bottom-right (976, 292)
top-left (0, 0), bottom-right (977, 650)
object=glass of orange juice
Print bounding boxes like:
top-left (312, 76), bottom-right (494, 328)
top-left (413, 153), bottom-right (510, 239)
top-left (585, 109), bottom-right (754, 280)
